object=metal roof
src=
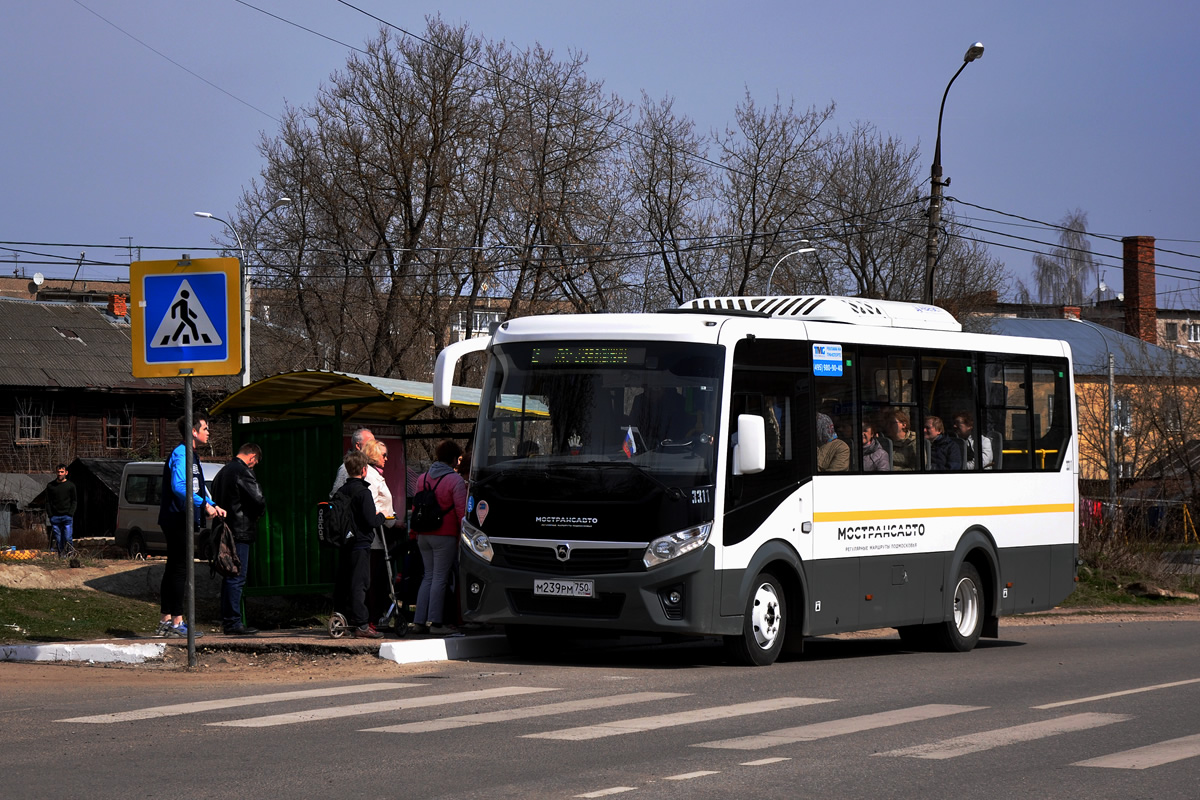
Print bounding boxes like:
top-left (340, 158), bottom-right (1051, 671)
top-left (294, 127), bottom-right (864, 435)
top-left (0, 473), bottom-right (52, 507)
top-left (210, 370), bottom-right (493, 423)
top-left (0, 298), bottom-right (184, 390)
top-left (69, 457), bottom-right (129, 495)
top-left (986, 317), bottom-right (1200, 377)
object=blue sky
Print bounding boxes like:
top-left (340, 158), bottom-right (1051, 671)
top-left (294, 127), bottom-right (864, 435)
top-left (3, 1), bottom-right (1198, 303)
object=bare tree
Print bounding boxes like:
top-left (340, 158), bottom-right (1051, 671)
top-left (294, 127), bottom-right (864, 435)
top-left (714, 92), bottom-right (835, 296)
top-left (1017, 209), bottom-right (1098, 305)
top-left (230, 17), bottom-right (1027, 385)
top-left (626, 93), bottom-right (720, 307)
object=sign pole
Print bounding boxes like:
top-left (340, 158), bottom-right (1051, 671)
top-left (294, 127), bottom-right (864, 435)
top-left (183, 371), bottom-right (196, 666)
top-left (130, 255), bottom-right (241, 670)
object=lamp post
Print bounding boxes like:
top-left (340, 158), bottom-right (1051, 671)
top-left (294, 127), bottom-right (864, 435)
top-left (924, 42), bottom-right (984, 306)
top-left (766, 242), bottom-right (817, 295)
top-left (194, 197), bottom-right (291, 392)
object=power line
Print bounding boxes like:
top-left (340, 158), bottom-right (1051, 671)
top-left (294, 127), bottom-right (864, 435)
top-left (233, 0), bottom-right (368, 56)
top-left (71, 0), bottom-right (280, 123)
top-left (950, 198), bottom-right (1200, 263)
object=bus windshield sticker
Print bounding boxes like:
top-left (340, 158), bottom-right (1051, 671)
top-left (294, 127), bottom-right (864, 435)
top-left (813, 343), bottom-right (843, 377)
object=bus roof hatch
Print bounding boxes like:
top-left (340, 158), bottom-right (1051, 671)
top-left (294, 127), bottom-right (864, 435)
top-left (680, 295), bottom-right (962, 332)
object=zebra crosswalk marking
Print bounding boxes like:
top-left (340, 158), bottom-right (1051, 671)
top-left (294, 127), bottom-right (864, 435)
top-left (525, 697), bottom-right (833, 741)
top-left (1033, 677), bottom-right (1200, 709)
top-left (208, 686), bottom-right (558, 728)
top-left (574, 789), bottom-right (635, 798)
top-left (1074, 732), bottom-right (1200, 769)
top-left (665, 771), bottom-right (720, 780)
top-left (363, 691), bottom-right (688, 733)
top-left (694, 704), bottom-right (983, 750)
top-left (57, 683), bottom-right (424, 724)
top-left (878, 712), bottom-right (1132, 760)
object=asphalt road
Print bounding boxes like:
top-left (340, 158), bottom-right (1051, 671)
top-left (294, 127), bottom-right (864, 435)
top-left (4, 619), bottom-right (1199, 799)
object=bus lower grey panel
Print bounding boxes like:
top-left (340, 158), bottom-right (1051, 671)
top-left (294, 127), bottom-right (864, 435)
top-left (997, 543), bottom-right (1077, 614)
top-left (805, 552), bottom-right (945, 635)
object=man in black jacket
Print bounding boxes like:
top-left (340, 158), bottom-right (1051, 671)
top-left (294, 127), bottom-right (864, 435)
top-left (45, 464), bottom-right (77, 557)
top-left (335, 450), bottom-right (385, 639)
top-left (211, 443), bottom-right (265, 635)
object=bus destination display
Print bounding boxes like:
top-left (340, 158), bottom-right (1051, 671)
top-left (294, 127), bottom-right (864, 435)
top-left (530, 346), bottom-right (646, 366)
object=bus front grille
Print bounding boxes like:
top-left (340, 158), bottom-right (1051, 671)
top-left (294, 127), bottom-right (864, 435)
top-left (495, 543), bottom-right (643, 575)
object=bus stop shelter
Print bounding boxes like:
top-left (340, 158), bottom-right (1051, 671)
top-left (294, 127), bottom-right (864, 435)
top-left (210, 370), bottom-right (483, 598)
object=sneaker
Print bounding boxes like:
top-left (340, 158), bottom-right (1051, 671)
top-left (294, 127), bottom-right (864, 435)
top-left (223, 624), bottom-right (259, 636)
top-left (166, 623), bottom-right (204, 639)
top-left (353, 625), bottom-right (383, 639)
top-left (428, 624), bottom-right (458, 636)
top-left (153, 620), bottom-right (172, 638)
top-left (407, 622), bottom-right (428, 633)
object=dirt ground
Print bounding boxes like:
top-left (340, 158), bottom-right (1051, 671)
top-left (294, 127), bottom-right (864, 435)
top-left (0, 557), bottom-right (201, 594)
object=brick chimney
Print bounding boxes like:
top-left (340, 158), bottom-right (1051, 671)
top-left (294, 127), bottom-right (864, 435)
top-left (1061, 306), bottom-right (1081, 320)
top-left (1123, 235), bottom-right (1156, 343)
top-left (108, 293), bottom-right (128, 318)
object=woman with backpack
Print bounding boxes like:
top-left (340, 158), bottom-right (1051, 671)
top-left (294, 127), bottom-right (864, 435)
top-left (409, 440), bottom-right (467, 635)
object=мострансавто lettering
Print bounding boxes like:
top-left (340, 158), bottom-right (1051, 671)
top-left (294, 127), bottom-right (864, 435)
top-left (836, 523), bottom-right (926, 540)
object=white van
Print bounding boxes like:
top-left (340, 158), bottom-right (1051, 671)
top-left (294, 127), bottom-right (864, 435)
top-left (114, 461), bottom-right (222, 557)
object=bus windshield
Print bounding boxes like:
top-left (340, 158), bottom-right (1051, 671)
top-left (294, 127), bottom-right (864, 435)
top-left (473, 341), bottom-right (723, 500)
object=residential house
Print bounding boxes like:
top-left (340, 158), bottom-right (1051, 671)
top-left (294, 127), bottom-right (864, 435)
top-left (0, 295), bottom-right (235, 532)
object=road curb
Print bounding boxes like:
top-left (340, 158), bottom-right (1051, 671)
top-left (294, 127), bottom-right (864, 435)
top-left (1, 641), bottom-right (166, 664)
top-left (379, 634), bottom-right (509, 664)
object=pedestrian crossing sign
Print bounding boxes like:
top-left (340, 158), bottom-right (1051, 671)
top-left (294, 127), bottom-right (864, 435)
top-left (131, 257), bottom-right (242, 378)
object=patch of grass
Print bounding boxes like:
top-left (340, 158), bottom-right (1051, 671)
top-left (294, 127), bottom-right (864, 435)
top-left (1060, 564), bottom-right (1200, 608)
top-left (0, 586), bottom-right (160, 643)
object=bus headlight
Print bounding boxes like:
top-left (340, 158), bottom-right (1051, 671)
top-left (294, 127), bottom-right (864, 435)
top-left (461, 521), bottom-right (494, 563)
top-left (643, 522), bottom-right (712, 568)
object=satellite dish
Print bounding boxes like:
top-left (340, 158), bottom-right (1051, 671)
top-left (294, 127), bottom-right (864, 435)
top-left (1099, 282), bottom-right (1108, 293)
top-left (1117, 292), bottom-right (1125, 301)
top-left (32, 272), bottom-right (44, 286)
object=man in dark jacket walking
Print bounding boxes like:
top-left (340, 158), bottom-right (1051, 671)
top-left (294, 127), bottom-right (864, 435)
top-left (211, 443), bottom-right (265, 635)
top-left (45, 464), bottom-right (77, 556)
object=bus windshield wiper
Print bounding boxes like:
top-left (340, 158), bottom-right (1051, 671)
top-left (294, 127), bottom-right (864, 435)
top-left (584, 460), bottom-right (685, 501)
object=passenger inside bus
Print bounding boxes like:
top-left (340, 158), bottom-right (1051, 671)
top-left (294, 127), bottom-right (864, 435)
top-left (815, 413), bottom-right (849, 472)
top-left (861, 420), bottom-right (891, 472)
top-left (884, 408), bottom-right (919, 471)
top-left (923, 415), bottom-right (963, 471)
top-left (951, 410), bottom-right (992, 470)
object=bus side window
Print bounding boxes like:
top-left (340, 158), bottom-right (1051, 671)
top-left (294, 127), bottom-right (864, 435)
top-left (1032, 361), bottom-right (1070, 470)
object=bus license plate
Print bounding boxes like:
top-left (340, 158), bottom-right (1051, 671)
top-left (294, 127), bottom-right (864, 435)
top-left (533, 579), bottom-right (594, 598)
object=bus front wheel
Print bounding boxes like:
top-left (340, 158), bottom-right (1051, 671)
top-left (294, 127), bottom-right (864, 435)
top-left (725, 572), bottom-right (786, 666)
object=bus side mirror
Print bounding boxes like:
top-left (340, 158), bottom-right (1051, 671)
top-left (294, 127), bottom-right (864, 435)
top-left (733, 414), bottom-right (766, 475)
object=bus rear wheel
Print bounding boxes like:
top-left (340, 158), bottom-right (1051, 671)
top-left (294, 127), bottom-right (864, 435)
top-left (725, 573), bottom-right (786, 666)
top-left (934, 562), bottom-right (983, 652)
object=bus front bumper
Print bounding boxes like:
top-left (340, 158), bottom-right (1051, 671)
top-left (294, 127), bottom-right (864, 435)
top-left (458, 542), bottom-right (726, 636)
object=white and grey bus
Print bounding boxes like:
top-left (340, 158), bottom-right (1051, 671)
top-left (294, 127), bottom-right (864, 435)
top-left (434, 296), bottom-right (1078, 665)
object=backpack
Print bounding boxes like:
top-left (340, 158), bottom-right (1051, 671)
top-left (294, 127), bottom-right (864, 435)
top-left (203, 521), bottom-right (241, 578)
top-left (409, 473), bottom-right (450, 533)
top-left (317, 491), bottom-right (356, 548)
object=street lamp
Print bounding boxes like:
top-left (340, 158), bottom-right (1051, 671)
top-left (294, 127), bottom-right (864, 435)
top-left (194, 197), bottom-right (291, 392)
top-left (766, 242), bottom-right (817, 295)
top-left (923, 42), bottom-right (984, 306)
